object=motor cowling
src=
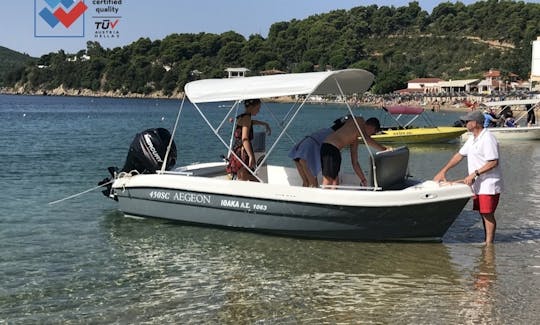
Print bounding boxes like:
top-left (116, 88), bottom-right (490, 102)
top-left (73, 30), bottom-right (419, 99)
top-left (121, 127), bottom-right (177, 174)
top-left (99, 128), bottom-right (176, 199)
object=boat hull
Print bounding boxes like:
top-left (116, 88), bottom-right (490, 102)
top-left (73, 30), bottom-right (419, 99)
top-left (477, 126), bottom-right (540, 141)
top-left (372, 127), bottom-right (467, 144)
top-left (461, 126), bottom-right (540, 141)
top-left (112, 179), bottom-right (470, 242)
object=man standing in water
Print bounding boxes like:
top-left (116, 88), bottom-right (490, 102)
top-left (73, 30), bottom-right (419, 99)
top-left (434, 110), bottom-right (503, 244)
top-left (320, 116), bottom-right (387, 188)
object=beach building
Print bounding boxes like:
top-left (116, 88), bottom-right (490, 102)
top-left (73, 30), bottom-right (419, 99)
top-left (398, 78), bottom-right (444, 94)
top-left (476, 69), bottom-right (527, 93)
top-left (437, 79), bottom-right (479, 94)
top-left (396, 72), bottom-right (530, 95)
top-left (532, 36), bottom-right (540, 85)
top-left (225, 67), bottom-right (249, 78)
top-left (477, 69), bottom-right (502, 94)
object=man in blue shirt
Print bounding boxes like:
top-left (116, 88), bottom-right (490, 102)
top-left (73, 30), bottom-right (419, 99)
top-left (483, 109), bottom-right (498, 128)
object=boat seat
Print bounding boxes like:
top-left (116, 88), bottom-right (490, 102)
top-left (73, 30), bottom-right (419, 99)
top-left (368, 146), bottom-right (409, 190)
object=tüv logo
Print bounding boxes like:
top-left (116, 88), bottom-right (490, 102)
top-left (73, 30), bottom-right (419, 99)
top-left (35, 0), bottom-right (88, 37)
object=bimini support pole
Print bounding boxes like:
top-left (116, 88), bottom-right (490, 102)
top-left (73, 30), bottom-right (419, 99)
top-left (160, 96), bottom-right (186, 173)
top-left (514, 102), bottom-right (538, 124)
top-left (260, 100), bottom-right (299, 145)
top-left (254, 95), bottom-right (311, 172)
top-left (191, 100), bottom-right (264, 183)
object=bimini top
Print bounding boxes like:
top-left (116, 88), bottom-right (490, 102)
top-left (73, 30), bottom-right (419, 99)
top-left (384, 105), bottom-right (425, 115)
top-left (184, 69), bottom-right (374, 103)
top-left (484, 98), bottom-right (540, 107)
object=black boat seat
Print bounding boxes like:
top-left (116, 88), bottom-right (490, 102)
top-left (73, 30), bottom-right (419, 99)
top-left (368, 146), bottom-right (409, 190)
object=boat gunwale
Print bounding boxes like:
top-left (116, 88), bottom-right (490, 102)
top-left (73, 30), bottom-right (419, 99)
top-left (112, 169), bottom-right (473, 208)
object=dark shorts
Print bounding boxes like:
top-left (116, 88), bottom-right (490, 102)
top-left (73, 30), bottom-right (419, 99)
top-left (527, 112), bottom-right (536, 124)
top-left (321, 143), bottom-right (341, 179)
top-left (473, 194), bottom-right (500, 214)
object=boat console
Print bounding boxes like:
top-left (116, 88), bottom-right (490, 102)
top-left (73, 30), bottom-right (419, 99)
top-left (368, 146), bottom-right (409, 190)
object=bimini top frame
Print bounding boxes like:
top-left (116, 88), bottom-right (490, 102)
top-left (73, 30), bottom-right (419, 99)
top-left (483, 98), bottom-right (540, 125)
top-left (184, 69), bottom-right (374, 103)
top-left (165, 69), bottom-right (379, 187)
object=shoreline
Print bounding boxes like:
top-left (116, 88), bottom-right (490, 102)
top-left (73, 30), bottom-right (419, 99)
top-left (0, 87), bottom-right (481, 113)
top-left (271, 95), bottom-right (472, 113)
top-left (0, 86), bottom-right (183, 100)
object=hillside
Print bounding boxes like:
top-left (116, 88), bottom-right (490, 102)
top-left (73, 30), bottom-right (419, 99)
top-left (3, 0), bottom-right (540, 95)
top-left (0, 46), bottom-right (35, 86)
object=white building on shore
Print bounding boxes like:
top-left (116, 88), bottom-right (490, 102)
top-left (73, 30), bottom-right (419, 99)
top-left (437, 79), bottom-right (479, 93)
top-left (532, 36), bottom-right (540, 85)
top-left (225, 67), bottom-right (249, 78)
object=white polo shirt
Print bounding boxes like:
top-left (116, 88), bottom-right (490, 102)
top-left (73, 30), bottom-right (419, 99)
top-left (459, 128), bottom-right (503, 195)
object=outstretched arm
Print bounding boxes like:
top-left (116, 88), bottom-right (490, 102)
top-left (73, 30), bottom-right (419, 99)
top-left (433, 153), bottom-right (464, 182)
top-left (350, 140), bottom-right (367, 186)
top-left (356, 117), bottom-right (387, 151)
top-left (364, 135), bottom-right (387, 152)
top-left (252, 119), bottom-right (271, 135)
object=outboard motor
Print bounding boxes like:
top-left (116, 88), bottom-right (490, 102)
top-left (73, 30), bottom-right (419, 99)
top-left (98, 128), bottom-right (177, 198)
top-left (121, 127), bottom-right (177, 174)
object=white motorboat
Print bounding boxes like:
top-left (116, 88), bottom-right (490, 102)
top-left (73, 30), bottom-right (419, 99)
top-left (461, 98), bottom-right (540, 141)
top-left (101, 69), bottom-right (472, 241)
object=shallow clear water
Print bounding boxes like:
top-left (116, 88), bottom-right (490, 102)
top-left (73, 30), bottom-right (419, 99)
top-left (1, 94), bottom-right (539, 323)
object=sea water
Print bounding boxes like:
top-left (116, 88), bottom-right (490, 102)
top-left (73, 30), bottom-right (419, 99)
top-left (1, 94), bottom-right (539, 323)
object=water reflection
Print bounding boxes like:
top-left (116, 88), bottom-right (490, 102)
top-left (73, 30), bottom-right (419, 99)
top-left (473, 245), bottom-right (496, 292)
top-left (99, 213), bottom-right (471, 323)
top-left (465, 245), bottom-right (497, 323)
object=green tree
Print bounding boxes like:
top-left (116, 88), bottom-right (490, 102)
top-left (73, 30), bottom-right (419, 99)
top-left (4, 0), bottom-right (540, 94)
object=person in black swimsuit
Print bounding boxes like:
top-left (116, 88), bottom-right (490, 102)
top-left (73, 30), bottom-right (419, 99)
top-left (320, 116), bottom-right (388, 188)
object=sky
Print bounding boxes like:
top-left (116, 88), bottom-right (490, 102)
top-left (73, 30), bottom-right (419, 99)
top-left (0, 0), bottom-right (535, 57)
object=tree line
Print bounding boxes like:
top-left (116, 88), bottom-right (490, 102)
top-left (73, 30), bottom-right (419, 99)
top-left (3, 0), bottom-right (540, 95)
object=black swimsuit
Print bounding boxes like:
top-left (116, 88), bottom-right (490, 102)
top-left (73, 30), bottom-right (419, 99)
top-left (320, 143), bottom-right (341, 179)
top-left (527, 109), bottom-right (536, 125)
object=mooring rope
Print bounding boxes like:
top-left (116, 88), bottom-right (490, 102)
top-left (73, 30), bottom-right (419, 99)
top-left (48, 180), bottom-right (114, 205)
top-left (47, 170), bottom-right (139, 205)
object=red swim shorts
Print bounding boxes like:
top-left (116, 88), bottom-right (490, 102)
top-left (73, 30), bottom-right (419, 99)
top-left (472, 194), bottom-right (500, 214)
